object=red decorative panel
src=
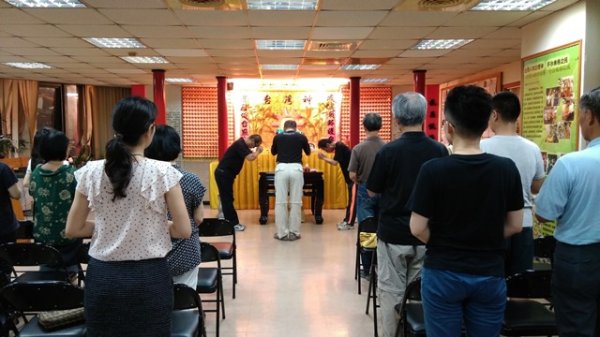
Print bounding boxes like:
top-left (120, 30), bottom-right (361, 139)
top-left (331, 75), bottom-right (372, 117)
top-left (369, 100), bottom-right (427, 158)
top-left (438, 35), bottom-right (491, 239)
top-left (340, 86), bottom-right (392, 143)
top-left (182, 87), bottom-right (219, 158)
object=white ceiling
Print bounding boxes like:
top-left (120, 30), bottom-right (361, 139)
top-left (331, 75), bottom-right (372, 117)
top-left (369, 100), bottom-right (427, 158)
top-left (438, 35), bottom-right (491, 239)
top-left (0, 0), bottom-right (581, 86)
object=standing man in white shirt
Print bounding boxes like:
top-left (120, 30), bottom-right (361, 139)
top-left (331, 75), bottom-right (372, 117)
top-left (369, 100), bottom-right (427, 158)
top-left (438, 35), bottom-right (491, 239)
top-left (481, 91), bottom-right (545, 276)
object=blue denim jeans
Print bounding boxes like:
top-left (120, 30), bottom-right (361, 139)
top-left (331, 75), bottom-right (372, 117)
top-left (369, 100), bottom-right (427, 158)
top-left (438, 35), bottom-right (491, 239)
top-left (356, 184), bottom-right (379, 224)
top-left (421, 267), bottom-right (506, 337)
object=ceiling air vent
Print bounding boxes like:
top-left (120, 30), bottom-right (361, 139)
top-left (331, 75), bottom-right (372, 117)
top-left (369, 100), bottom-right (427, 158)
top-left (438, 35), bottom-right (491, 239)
top-left (417, 0), bottom-right (477, 11)
top-left (165, 0), bottom-right (242, 9)
top-left (180, 0), bottom-right (225, 5)
top-left (308, 41), bottom-right (356, 52)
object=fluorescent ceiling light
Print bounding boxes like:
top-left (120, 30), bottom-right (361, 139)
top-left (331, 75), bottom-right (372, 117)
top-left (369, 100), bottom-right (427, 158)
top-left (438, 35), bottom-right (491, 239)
top-left (261, 64), bottom-right (299, 70)
top-left (362, 78), bottom-right (388, 83)
top-left (256, 40), bottom-right (306, 50)
top-left (413, 39), bottom-right (473, 50)
top-left (300, 65), bottom-right (339, 71)
top-left (247, 0), bottom-right (318, 10)
top-left (4, 0), bottom-right (85, 7)
top-left (471, 0), bottom-right (557, 11)
top-left (121, 56), bottom-right (168, 64)
top-left (84, 38), bottom-right (146, 49)
top-left (4, 62), bottom-right (52, 69)
top-left (341, 64), bottom-right (380, 71)
top-left (166, 78), bottom-right (193, 83)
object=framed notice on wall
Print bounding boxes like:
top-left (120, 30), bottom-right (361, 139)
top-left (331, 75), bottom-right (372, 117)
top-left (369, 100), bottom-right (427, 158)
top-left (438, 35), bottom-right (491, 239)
top-left (521, 41), bottom-right (581, 237)
top-left (521, 41), bottom-right (581, 165)
top-left (438, 72), bottom-right (502, 144)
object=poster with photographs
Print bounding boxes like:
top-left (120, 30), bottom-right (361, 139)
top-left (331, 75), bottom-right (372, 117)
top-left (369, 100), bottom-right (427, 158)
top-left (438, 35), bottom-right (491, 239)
top-left (439, 73), bottom-right (502, 144)
top-left (522, 41), bottom-right (581, 237)
top-left (522, 41), bottom-right (580, 157)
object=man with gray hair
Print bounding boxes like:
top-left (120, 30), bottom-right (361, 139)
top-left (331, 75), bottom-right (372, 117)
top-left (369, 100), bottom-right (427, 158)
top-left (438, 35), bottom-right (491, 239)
top-left (536, 87), bottom-right (600, 337)
top-left (367, 92), bottom-right (448, 337)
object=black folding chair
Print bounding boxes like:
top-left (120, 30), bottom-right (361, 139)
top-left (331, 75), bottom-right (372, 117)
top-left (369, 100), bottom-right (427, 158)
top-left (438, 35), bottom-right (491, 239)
top-left (0, 281), bottom-right (86, 337)
top-left (0, 243), bottom-right (70, 284)
top-left (196, 242), bottom-right (225, 337)
top-left (172, 284), bottom-right (207, 337)
top-left (355, 217), bottom-right (377, 295)
top-left (397, 277), bottom-right (425, 337)
top-left (198, 219), bottom-right (237, 299)
top-left (502, 270), bottom-right (558, 336)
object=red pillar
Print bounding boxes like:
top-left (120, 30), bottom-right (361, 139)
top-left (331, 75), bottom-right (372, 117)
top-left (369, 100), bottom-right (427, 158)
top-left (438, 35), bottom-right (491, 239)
top-left (131, 84), bottom-right (146, 98)
top-left (349, 77), bottom-right (361, 147)
top-left (152, 69), bottom-right (166, 125)
top-left (413, 69), bottom-right (426, 95)
top-left (217, 76), bottom-right (228, 159)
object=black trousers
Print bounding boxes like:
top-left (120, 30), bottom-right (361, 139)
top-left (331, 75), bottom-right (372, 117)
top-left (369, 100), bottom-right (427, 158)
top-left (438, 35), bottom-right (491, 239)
top-left (553, 241), bottom-right (600, 337)
top-left (214, 168), bottom-right (239, 225)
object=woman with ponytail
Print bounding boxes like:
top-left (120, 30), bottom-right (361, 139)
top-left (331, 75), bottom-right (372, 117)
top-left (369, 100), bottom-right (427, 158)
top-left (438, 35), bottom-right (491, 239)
top-left (66, 97), bottom-right (190, 337)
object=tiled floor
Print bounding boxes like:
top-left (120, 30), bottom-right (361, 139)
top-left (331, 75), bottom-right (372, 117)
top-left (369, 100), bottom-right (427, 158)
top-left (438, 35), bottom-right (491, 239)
top-left (202, 208), bottom-right (378, 337)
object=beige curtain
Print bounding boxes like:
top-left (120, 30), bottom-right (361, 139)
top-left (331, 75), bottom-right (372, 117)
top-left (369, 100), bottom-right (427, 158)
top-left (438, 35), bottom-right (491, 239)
top-left (81, 85), bottom-right (95, 148)
top-left (17, 80), bottom-right (39, 146)
top-left (90, 86), bottom-right (130, 158)
top-left (0, 79), bottom-right (19, 145)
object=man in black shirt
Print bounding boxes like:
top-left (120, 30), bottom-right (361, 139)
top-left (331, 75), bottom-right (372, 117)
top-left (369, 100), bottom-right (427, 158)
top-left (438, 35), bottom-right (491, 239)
top-left (271, 120), bottom-right (310, 241)
top-left (366, 92), bottom-right (448, 337)
top-left (317, 138), bottom-right (354, 230)
top-left (214, 134), bottom-right (263, 231)
top-left (408, 85), bottom-right (524, 337)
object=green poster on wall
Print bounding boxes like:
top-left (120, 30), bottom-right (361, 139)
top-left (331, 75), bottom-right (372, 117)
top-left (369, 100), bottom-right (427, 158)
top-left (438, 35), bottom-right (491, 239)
top-left (521, 42), bottom-right (581, 237)
top-left (522, 42), bottom-right (581, 157)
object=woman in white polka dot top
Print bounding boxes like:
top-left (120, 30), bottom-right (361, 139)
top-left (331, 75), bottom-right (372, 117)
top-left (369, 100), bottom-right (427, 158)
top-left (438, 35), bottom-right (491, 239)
top-left (66, 97), bottom-right (191, 337)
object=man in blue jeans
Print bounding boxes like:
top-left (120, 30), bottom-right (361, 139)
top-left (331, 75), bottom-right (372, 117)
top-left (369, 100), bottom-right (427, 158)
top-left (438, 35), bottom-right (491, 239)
top-left (348, 112), bottom-right (385, 278)
top-left (408, 85), bottom-right (524, 337)
top-left (535, 87), bottom-right (600, 337)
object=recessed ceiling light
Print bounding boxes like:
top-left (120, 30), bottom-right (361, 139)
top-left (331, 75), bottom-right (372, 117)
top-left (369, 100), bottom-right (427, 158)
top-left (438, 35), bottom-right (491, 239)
top-left (84, 38), bottom-right (146, 49)
top-left (471, 0), bottom-right (557, 11)
top-left (166, 78), bottom-right (193, 83)
top-left (4, 62), bottom-right (52, 69)
top-left (121, 56), bottom-right (168, 64)
top-left (362, 78), bottom-right (388, 83)
top-left (412, 39), bottom-right (473, 50)
top-left (261, 64), bottom-right (299, 70)
top-left (341, 64), bottom-right (380, 71)
top-left (247, 0), bottom-right (318, 10)
top-left (4, 0), bottom-right (85, 7)
top-left (256, 40), bottom-right (306, 50)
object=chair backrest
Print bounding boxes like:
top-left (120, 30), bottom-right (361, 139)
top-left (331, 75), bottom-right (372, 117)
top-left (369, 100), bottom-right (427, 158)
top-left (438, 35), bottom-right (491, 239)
top-left (77, 242), bottom-right (90, 265)
top-left (0, 281), bottom-right (83, 312)
top-left (358, 217), bottom-right (378, 234)
top-left (200, 242), bottom-right (221, 265)
top-left (506, 269), bottom-right (552, 299)
top-left (403, 277), bottom-right (422, 303)
top-left (174, 284), bottom-right (203, 311)
top-left (15, 220), bottom-right (33, 241)
top-left (534, 236), bottom-right (556, 261)
top-left (0, 242), bottom-right (64, 267)
top-left (198, 218), bottom-right (235, 237)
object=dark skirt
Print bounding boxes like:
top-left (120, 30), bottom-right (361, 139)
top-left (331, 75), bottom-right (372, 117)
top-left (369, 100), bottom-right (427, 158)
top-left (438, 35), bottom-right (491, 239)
top-left (85, 257), bottom-right (173, 337)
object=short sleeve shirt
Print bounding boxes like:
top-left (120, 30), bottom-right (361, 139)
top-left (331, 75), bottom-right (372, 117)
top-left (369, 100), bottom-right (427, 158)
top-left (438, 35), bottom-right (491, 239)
top-left (407, 153), bottom-right (524, 277)
top-left (481, 135), bottom-right (545, 227)
top-left (348, 136), bottom-right (385, 184)
top-left (75, 158), bottom-right (182, 261)
top-left (536, 137), bottom-right (600, 245)
top-left (29, 164), bottom-right (78, 246)
top-left (0, 163), bottom-right (18, 235)
top-left (216, 138), bottom-right (251, 176)
top-left (167, 165), bottom-right (206, 276)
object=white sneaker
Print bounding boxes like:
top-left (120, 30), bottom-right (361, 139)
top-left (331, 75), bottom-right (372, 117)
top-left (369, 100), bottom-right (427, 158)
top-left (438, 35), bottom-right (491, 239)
top-left (234, 223), bottom-right (246, 231)
top-left (337, 221), bottom-right (353, 231)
